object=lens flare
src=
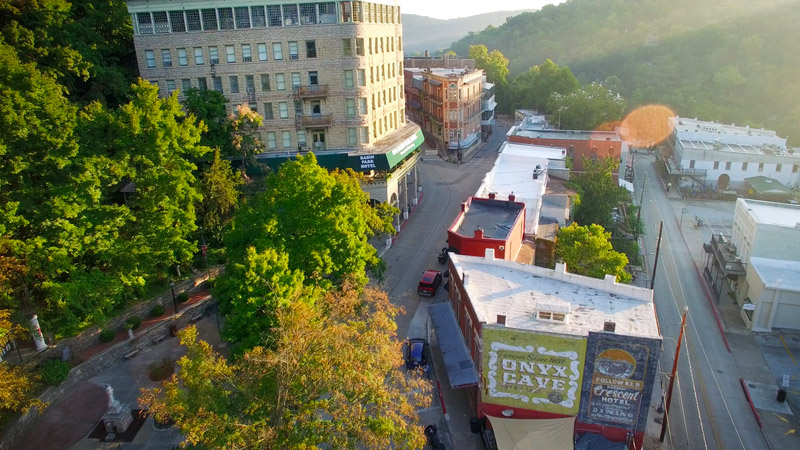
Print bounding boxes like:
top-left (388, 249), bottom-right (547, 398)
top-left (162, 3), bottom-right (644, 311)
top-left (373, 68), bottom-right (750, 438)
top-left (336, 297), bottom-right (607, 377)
top-left (618, 105), bottom-right (676, 147)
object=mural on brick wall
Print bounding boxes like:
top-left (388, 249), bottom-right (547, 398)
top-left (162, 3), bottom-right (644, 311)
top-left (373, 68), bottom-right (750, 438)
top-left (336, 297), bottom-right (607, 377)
top-left (482, 326), bottom-right (587, 415)
top-left (578, 332), bottom-right (662, 432)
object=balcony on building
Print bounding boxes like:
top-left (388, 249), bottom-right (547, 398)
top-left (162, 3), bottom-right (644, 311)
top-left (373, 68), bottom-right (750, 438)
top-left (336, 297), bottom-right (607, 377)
top-left (297, 113), bottom-right (332, 127)
top-left (295, 84), bottom-right (328, 99)
top-left (482, 94), bottom-right (497, 112)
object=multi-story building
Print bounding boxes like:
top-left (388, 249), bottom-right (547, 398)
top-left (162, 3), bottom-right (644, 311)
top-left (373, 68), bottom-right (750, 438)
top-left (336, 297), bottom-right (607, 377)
top-left (667, 117), bottom-right (800, 191)
top-left (126, 0), bottom-right (424, 218)
top-left (403, 66), bottom-right (488, 155)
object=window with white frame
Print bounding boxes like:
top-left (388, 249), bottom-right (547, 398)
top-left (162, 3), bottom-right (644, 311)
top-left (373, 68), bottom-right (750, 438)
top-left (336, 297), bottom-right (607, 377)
top-left (145, 50), bottom-right (155, 68)
top-left (245, 75), bottom-right (255, 93)
top-left (282, 131), bottom-right (292, 148)
top-left (342, 39), bottom-right (352, 56)
top-left (242, 44), bottom-right (252, 62)
top-left (208, 46), bottom-right (218, 64)
top-left (300, 4), bottom-right (317, 24)
top-left (169, 11), bottom-right (186, 32)
top-left (166, 80), bottom-right (176, 96)
top-left (361, 127), bottom-right (369, 144)
top-left (257, 43), bottom-right (268, 61)
top-left (344, 70), bottom-right (354, 88)
top-left (267, 5), bottom-right (282, 26)
top-left (235, 7), bottom-right (250, 28)
top-left (273, 42), bottom-right (283, 60)
top-left (226, 45), bottom-right (236, 63)
top-left (261, 74), bottom-right (271, 91)
top-left (161, 49), bottom-right (172, 67)
top-left (276, 73), bottom-right (286, 90)
top-left (345, 99), bottom-right (356, 117)
top-left (288, 41), bottom-right (299, 60)
top-left (186, 10), bottom-right (201, 31)
top-left (297, 130), bottom-right (307, 147)
top-left (278, 102), bottom-right (289, 119)
top-left (358, 69), bottom-right (366, 86)
top-left (282, 4), bottom-right (299, 26)
top-left (137, 13), bottom-right (153, 34)
top-left (153, 11), bottom-right (169, 33)
top-left (177, 48), bottom-right (187, 66)
top-left (291, 72), bottom-right (301, 89)
top-left (229, 76), bottom-right (239, 93)
top-left (201, 9), bottom-right (218, 30)
top-left (347, 128), bottom-right (357, 145)
top-left (266, 131), bottom-right (277, 149)
top-left (251, 6), bottom-right (266, 27)
top-left (319, 2), bottom-right (337, 23)
top-left (218, 8), bottom-right (234, 29)
top-left (212, 76), bottom-right (222, 92)
top-left (359, 98), bottom-right (367, 115)
top-left (181, 79), bottom-right (192, 93)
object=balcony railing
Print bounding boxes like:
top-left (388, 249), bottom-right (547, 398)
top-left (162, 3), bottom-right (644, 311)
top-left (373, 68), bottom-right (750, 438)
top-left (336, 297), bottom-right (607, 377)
top-left (297, 113), bottom-right (332, 127)
top-left (295, 84), bottom-right (328, 98)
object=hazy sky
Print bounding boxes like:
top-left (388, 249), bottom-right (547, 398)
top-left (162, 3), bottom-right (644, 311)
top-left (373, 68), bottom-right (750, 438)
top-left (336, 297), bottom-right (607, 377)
top-left (397, 0), bottom-right (566, 20)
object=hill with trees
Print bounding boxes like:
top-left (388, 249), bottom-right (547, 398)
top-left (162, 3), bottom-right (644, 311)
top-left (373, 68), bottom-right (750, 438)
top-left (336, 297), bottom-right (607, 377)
top-left (450, 0), bottom-right (800, 144)
top-left (402, 10), bottom-right (532, 54)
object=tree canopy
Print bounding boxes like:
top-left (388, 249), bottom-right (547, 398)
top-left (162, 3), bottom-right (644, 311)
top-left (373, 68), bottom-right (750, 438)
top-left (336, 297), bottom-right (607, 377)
top-left (555, 223), bottom-right (631, 283)
top-left (570, 157), bottom-right (629, 229)
top-left (469, 44), bottom-right (509, 85)
top-left (548, 82), bottom-right (626, 130)
top-left (198, 149), bottom-right (242, 242)
top-left (140, 285), bottom-right (432, 450)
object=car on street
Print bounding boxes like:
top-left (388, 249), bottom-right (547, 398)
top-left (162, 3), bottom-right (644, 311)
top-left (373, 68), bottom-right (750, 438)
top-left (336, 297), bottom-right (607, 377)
top-left (417, 270), bottom-right (443, 296)
top-left (405, 338), bottom-right (428, 370)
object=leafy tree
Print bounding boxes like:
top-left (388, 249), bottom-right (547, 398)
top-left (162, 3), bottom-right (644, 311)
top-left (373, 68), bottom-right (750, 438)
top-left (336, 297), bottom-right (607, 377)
top-left (199, 149), bottom-right (243, 242)
top-left (225, 154), bottom-right (393, 289)
top-left (505, 59), bottom-right (579, 113)
top-left (548, 82), bottom-right (626, 130)
top-left (215, 247), bottom-right (310, 353)
top-left (555, 223), bottom-right (631, 283)
top-left (183, 88), bottom-right (231, 151)
top-left (469, 44), bottom-right (509, 85)
top-left (140, 285), bottom-right (432, 450)
top-left (0, 309), bottom-right (45, 418)
top-left (229, 104), bottom-right (265, 174)
top-left (570, 157), bottom-right (629, 229)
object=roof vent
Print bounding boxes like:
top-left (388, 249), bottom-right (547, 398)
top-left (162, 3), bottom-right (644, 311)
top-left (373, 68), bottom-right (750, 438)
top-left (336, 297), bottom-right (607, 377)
top-left (604, 321), bottom-right (616, 332)
top-left (497, 314), bottom-right (506, 326)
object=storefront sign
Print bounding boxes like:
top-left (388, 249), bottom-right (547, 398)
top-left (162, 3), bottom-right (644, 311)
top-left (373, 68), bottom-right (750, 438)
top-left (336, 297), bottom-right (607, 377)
top-left (358, 154), bottom-right (377, 170)
top-left (578, 332), bottom-right (661, 432)
top-left (483, 326), bottom-right (586, 415)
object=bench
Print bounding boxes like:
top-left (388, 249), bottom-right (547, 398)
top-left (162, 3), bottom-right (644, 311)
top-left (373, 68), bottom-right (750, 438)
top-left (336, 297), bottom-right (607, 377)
top-left (152, 334), bottom-right (167, 345)
top-left (123, 349), bottom-right (140, 360)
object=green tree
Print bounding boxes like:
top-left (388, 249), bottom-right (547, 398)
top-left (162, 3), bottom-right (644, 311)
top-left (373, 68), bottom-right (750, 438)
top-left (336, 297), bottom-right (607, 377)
top-left (225, 153), bottom-right (393, 288)
top-left (215, 247), bottom-right (310, 353)
top-left (570, 157), bottom-right (629, 229)
top-left (199, 149), bottom-right (242, 242)
top-left (548, 82), bottom-right (626, 130)
top-left (183, 88), bottom-right (231, 151)
top-left (229, 104), bottom-right (264, 174)
top-left (506, 59), bottom-right (579, 113)
top-left (140, 285), bottom-right (432, 450)
top-left (555, 223), bottom-right (631, 283)
top-left (469, 44), bottom-right (509, 85)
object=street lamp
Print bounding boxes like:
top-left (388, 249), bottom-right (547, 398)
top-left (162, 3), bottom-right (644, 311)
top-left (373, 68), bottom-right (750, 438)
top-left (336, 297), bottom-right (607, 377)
top-left (170, 281), bottom-right (178, 314)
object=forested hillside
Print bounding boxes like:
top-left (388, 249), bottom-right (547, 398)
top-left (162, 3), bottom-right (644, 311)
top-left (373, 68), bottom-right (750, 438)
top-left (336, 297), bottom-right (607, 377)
top-left (402, 10), bottom-right (531, 54)
top-left (450, 0), bottom-right (800, 144)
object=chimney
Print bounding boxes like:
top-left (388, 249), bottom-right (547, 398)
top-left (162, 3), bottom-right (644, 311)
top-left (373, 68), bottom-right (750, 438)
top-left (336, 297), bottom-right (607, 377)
top-left (474, 226), bottom-right (484, 239)
top-left (497, 314), bottom-right (507, 326)
top-left (604, 321), bottom-right (616, 332)
top-left (461, 201), bottom-right (467, 212)
top-left (488, 192), bottom-right (496, 199)
top-left (463, 273), bottom-right (469, 286)
top-left (424, 50), bottom-right (429, 58)
top-left (508, 194), bottom-right (516, 202)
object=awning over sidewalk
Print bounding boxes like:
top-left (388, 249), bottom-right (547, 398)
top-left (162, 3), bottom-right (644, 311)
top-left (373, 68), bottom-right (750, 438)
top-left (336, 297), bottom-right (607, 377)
top-left (429, 302), bottom-right (479, 388)
top-left (487, 415), bottom-right (574, 450)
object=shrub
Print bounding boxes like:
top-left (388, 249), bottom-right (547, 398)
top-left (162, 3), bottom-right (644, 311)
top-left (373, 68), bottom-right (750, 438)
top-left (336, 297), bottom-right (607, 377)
top-left (40, 359), bottom-right (70, 386)
top-left (99, 329), bottom-right (116, 343)
top-left (150, 304), bottom-right (165, 317)
top-left (125, 316), bottom-right (142, 330)
top-left (177, 292), bottom-right (190, 303)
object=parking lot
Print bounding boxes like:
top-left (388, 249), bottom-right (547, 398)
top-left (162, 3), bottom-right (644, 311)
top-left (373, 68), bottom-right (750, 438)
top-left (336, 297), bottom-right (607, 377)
top-left (756, 332), bottom-right (800, 412)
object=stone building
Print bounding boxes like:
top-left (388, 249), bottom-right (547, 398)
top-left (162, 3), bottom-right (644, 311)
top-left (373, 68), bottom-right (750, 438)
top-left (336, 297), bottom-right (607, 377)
top-left (126, 0), bottom-right (423, 216)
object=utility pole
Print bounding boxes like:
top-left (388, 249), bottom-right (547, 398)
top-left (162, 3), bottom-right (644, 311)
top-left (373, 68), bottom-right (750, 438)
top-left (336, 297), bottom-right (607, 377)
top-left (660, 307), bottom-right (688, 442)
top-left (650, 221), bottom-right (663, 290)
top-left (637, 171), bottom-right (647, 223)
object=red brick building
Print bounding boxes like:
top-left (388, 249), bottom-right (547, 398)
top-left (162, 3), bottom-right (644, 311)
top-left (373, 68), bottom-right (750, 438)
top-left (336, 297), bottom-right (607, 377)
top-left (446, 196), bottom-right (525, 261)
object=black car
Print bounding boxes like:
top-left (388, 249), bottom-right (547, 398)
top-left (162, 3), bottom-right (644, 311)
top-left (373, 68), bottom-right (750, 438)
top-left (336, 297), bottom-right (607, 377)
top-left (405, 338), bottom-right (428, 370)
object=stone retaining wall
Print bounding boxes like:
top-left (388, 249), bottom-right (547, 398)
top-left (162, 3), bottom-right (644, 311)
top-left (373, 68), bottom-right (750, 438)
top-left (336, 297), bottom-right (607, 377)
top-left (0, 267), bottom-right (223, 450)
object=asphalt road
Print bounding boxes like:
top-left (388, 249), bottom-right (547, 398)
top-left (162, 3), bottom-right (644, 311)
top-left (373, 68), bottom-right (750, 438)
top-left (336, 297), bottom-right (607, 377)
top-left (635, 155), bottom-right (769, 450)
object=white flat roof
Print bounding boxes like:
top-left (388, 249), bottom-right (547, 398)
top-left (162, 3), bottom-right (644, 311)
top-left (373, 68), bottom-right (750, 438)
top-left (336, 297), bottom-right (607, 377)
top-left (740, 198), bottom-right (800, 227)
top-left (750, 257), bottom-right (800, 293)
top-left (451, 254), bottom-right (659, 338)
top-left (672, 117), bottom-right (786, 148)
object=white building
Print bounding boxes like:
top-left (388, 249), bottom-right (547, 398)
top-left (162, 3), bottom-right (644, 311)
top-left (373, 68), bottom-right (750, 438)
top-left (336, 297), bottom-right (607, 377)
top-left (668, 117), bottom-right (800, 191)
top-left (705, 198), bottom-right (800, 330)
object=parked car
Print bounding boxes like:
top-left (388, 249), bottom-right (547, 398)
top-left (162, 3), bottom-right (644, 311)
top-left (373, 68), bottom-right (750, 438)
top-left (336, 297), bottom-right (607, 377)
top-left (405, 338), bottom-right (428, 370)
top-left (437, 248), bottom-right (448, 264)
top-left (418, 270), bottom-right (443, 296)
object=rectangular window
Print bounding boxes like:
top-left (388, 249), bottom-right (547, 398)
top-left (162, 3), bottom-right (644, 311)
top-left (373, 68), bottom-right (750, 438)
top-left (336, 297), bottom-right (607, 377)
top-left (251, 6), bottom-right (266, 27)
top-left (361, 127), bottom-right (369, 143)
top-left (297, 130), bottom-right (307, 147)
top-left (319, 2), bottom-right (337, 23)
top-left (306, 40), bottom-right (317, 58)
top-left (197, 77), bottom-right (207, 90)
top-left (193, 47), bottom-right (204, 65)
top-left (261, 74), bottom-right (271, 91)
top-left (342, 39), bottom-right (352, 56)
top-left (249, 103), bottom-right (258, 113)
top-left (267, 5), bottom-right (282, 26)
top-left (245, 75), bottom-right (255, 93)
top-left (368, 37), bottom-right (373, 54)
top-left (177, 48), bottom-right (188, 66)
top-left (344, 70), bottom-right (354, 88)
top-left (309, 71), bottom-right (319, 85)
top-left (742, 162), bottom-right (748, 171)
top-left (169, 11), bottom-right (186, 32)
top-left (289, 41), bottom-right (299, 60)
top-left (213, 76), bottom-right (223, 92)
top-left (263, 102), bottom-right (274, 120)
top-left (371, 66), bottom-right (374, 83)
top-left (278, 102), bottom-right (289, 119)
top-left (276, 73), bottom-right (286, 90)
top-left (161, 49), bottom-right (172, 67)
top-left (137, 13), bottom-right (153, 34)
top-left (258, 43), bottom-right (268, 61)
top-left (201, 9), bottom-right (218, 30)
top-left (347, 128), bottom-right (357, 145)
top-left (793, 165), bottom-right (799, 173)
top-left (291, 72), bottom-right (301, 89)
top-left (300, 4), bottom-right (317, 24)
top-left (341, 1), bottom-right (352, 22)
top-left (218, 8), bottom-right (234, 29)
top-left (145, 49), bottom-right (155, 68)
top-left (358, 69), bottom-right (366, 86)
top-left (283, 4), bottom-right (299, 26)
top-left (776, 163), bottom-right (782, 172)
top-left (166, 79), bottom-right (176, 96)
top-left (153, 11), bottom-right (169, 33)
top-left (235, 6), bottom-right (250, 28)
top-left (359, 98), bottom-right (367, 114)
top-left (758, 162), bottom-right (764, 172)
top-left (353, 1), bottom-right (363, 22)
top-left (267, 131), bottom-right (277, 149)
top-left (346, 99), bottom-right (356, 116)
top-left (689, 160), bottom-right (695, 169)
top-left (282, 131), bottom-right (292, 148)
top-left (356, 38), bottom-right (364, 56)
top-left (226, 45), bottom-right (236, 63)
top-left (208, 46), bottom-right (219, 64)
top-left (713, 161), bottom-right (719, 170)
top-left (181, 79), bottom-right (192, 93)
top-left (726, 161), bottom-right (732, 170)
top-left (242, 44), bottom-right (252, 62)
top-left (229, 76), bottom-right (239, 93)
top-left (273, 42), bottom-right (283, 60)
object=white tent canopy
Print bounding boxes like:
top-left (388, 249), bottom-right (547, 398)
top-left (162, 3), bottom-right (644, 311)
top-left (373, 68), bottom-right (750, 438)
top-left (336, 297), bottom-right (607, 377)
top-left (487, 415), bottom-right (575, 450)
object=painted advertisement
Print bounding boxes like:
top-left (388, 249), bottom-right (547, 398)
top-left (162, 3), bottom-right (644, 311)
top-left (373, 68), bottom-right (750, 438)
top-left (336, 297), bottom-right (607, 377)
top-left (483, 326), bottom-right (587, 415)
top-left (578, 332), bottom-right (662, 432)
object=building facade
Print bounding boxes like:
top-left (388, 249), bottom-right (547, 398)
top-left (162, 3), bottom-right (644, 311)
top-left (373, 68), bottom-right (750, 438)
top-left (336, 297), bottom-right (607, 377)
top-left (446, 196), bottom-right (526, 261)
top-left (403, 66), bottom-right (488, 153)
top-left (126, 0), bottom-right (423, 218)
